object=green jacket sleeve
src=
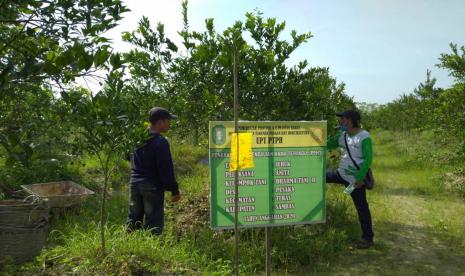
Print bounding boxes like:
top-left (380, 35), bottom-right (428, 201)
top-left (326, 132), bottom-right (341, 150)
top-left (355, 137), bottom-right (373, 182)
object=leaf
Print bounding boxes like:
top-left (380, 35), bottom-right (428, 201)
top-left (94, 48), bottom-right (111, 67)
top-left (7, 133), bottom-right (20, 146)
top-left (84, 52), bottom-right (94, 70)
top-left (46, 51), bottom-right (56, 62)
top-left (55, 51), bottom-right (73, 67)
top-left (110, 53), bottom-right (122, 69)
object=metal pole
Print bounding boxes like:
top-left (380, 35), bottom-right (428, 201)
top-left (233, 47), bottom-right (240, 276)
top-left (265, 227), bottom-right (271, 276)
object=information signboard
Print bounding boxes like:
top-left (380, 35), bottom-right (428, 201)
top-left (209, 121), bottom-right (327, 229)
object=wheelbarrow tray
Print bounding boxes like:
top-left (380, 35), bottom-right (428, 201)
top-left (21, 181), bottom-right (94, 208)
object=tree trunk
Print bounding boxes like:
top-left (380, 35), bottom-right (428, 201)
top-left (100, 170), bottom-right (108, 254)
top-left (98, 154), bottom-right (112, 255)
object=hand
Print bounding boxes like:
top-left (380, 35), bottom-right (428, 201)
top-left (354, 181), bottom-right (363, 189)
top-left (171, 194), bottom-right (181, 203)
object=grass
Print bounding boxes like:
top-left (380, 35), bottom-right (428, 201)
top-left (3, 130), bottom-right (465, 274)
top-left (3, 141), bottom-right (357, 275)
top-left (314, 130), bottom-right (465, 275)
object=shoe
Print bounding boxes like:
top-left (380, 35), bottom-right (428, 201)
top-left (354, 239), bottom-right (374, 249)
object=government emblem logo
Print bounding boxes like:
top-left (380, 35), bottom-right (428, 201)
top-left (212, 125), bottom-right (226, 145)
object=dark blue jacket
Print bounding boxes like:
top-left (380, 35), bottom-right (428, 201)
top-left (130, 132), bottom-right (179, 195)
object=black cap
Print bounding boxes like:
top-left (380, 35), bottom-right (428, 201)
top-left (336, 110), bottom-right (361, 123)
top-left (148, 107), bottom-right (177, 123)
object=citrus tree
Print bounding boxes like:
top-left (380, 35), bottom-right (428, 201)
top-left (63, 64), bottom-right (146, 253)
top-left (123, 1), bottom-right (354, 144)
top-left (0, 0), bottom-right (129, 184)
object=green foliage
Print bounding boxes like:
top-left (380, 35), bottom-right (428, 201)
top-left (0, 161), bottom-right (68, 191)
top-left (0, 0), bottom-right (129, 192)
top-left (123, 2), bottom-right (354, 144)
top-left (438, 43), bottom-right (465, 82)
top-left (365, 44), bottom-right (465, 165)
top-left (61, 68), bottom-right (148, 253)
top-left (0, 83), bottom-right (76, 191)
top-left (120, 15), bottom-right (178, 117)
top-left (0, 85), bottom-right (66, 168)
top-left (0, 2), bottom-right (359, 272)
top-left (435, 83), bottom-right (465, 143)
top-left (362, 70), bottom-right (443, 132)
top-left (0, 0), bottom-right (129, 88)
top-left (63, 70), bottom-right (144, 159)
top-left (360, 44), bottom-right (465, 201)
top-left (365, 93), bottom-right (424, 131)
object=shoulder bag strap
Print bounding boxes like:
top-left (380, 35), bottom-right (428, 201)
top-left (343, 132), bottom-right (360, 170)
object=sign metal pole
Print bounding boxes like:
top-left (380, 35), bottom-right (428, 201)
top-left (266, 227), bottom-right (271, 276)
top-left (233, 47), bottom-right (240, 276)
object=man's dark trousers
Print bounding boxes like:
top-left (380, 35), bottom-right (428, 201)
top-left (326, 170), bottom-right (374, 242)
top-left (127, 181), bottom-right (165, 235)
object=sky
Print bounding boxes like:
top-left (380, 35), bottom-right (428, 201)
top-left (105, 0), bottom-right (465, 104)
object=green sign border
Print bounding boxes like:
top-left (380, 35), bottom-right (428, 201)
top-left (209, 121), bottom-right (327, 230)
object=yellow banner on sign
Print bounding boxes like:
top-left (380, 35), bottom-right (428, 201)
top-left (229, 132), bottom-right (254, 171)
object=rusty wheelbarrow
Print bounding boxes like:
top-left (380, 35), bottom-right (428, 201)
top-left (21, 181), bottom-right (95, 208)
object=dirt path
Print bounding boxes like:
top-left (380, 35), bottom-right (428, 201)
top-left (318, 134), bottom-right (465, 275)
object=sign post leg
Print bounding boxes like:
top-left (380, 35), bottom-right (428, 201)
top-left (233, 46), bottom-right (240, 276)
top-left (266, 226), bottom-right (271, 276)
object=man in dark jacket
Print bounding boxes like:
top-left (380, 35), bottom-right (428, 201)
top-left (126, 107), bottom-right (181, 235)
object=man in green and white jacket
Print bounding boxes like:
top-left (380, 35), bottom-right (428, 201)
top-left (327, 110), bottom-right (374, 249)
